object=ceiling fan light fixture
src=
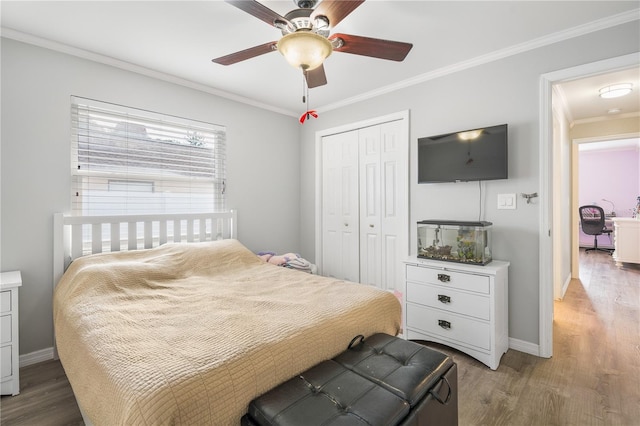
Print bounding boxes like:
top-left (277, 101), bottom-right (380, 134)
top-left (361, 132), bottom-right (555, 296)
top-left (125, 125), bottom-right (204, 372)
top-left (277, 32), bottom-right (332, 71)
top-left (599, 83), bottom-right (633, 99)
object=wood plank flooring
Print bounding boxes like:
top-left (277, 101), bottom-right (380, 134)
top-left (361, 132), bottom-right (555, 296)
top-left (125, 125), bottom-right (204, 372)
top-left (0, 357), bottom-right (82, 425)
top-left (1, 250), bottom-right (638, 425)
top-left (436, 249), bottom-right (640, 426)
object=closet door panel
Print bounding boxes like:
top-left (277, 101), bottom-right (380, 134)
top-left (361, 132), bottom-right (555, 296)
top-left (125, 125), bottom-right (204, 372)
top-left (359, 126), bottom-right (382, 288)
top-left (384, 234), bottom-right (399, 290)
top-left (379, 120), bottom-right (407, 292)
top-left (322, 131), bottom-right (359, 281)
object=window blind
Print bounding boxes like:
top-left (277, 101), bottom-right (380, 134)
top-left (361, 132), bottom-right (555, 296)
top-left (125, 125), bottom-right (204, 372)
top-left (71, 97), bottom-right (226, 216)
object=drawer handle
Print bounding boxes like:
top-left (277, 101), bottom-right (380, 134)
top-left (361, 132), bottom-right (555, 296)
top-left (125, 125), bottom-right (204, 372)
top-left (437, 294), bottom-right (451, 304)
top-left (438, 320), bottom-right (451, 330)
top-left (437, 273), bottom-right (451, 283)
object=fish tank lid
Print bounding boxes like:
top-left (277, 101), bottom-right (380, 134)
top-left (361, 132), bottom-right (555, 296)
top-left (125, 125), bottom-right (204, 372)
top-left (418, 220), bottom-right (493, 227)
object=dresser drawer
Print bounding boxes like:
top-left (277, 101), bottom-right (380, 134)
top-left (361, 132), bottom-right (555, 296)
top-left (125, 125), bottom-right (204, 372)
top-left (0, 271), bottom-right (21, 395)
top-left (0, 291), bottom-right (10, 313)
top-left (407, 282), bottom-right (490, 320)
top-left (0, 345), bottom-right (12, 378)
top-left (406, 265), bottom-right (490, 294)
top-left (0, 315), bottom-right (11, 344)
top-left (406, 303), bottom-right (490, 351)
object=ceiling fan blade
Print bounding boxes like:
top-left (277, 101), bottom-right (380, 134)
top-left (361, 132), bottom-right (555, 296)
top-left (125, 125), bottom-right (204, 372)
top-left (212, 41), bottom-right (278, 66)
top-left (305, 65), bottom-right (328, 88)
top-left (331, 33), bottom-right (413, 61)
top-left (224, 0), bottom-right (291, 29)
top-left (311, 0), bottom-right (364, 28)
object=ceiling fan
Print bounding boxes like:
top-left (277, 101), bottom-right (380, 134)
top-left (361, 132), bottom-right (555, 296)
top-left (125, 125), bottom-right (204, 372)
top-left (212, 0), bottom-right (413, 88)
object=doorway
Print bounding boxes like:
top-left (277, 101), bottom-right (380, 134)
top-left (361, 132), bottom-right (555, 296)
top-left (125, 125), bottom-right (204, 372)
top-left (539, 53), bottom-right (640, 358)
top-left (574, 137), bottom-right (639, 251)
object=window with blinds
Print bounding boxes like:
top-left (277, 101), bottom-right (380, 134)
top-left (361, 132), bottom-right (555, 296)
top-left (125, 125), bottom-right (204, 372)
top-left (71, 97), bottom-right (226, 216)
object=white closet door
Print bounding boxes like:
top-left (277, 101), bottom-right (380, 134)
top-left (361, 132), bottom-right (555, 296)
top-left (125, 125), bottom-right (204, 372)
top-left (321, 131), bottom-right (360, 282)
top-left (359, 120), bottom-right (407, 291)
top-left (359, 125), bottom-right (382, 287)
top-left (379, 120), bottom-right (407, 292)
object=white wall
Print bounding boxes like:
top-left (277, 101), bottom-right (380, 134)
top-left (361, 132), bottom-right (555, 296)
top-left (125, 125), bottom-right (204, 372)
top-left (299, 21), bottom-right (640, 347)
top-left (579, 147), bottom-right (640, 216)
top-left (2, 19), bottom-right (638, 359)
top-left (0, 38), bottom-right (301, 355)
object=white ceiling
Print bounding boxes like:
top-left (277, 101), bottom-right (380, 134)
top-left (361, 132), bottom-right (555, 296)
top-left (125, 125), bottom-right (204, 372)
top-left (1, 1), bottom-right (639, 116)
top-left (556, 67), bottom-right (640, 123)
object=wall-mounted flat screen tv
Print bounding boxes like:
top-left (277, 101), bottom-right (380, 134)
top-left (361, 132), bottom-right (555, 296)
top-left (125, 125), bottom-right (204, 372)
top-left (418, 123), bottom-right (508, 183)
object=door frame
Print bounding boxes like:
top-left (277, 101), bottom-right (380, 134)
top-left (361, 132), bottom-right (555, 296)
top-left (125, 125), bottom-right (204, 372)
top-left (538, 52), bottom-right (639, 358)
top-left (314, 110), bottom-right (410, 276)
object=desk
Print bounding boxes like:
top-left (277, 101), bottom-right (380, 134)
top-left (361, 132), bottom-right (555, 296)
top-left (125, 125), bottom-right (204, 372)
top-left (611, 218), bottom-right (640, 266)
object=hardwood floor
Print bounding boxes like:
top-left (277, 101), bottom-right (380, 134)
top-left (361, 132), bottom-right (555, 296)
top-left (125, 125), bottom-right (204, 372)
top-left (438, 249), bottom-right (640, 426)
top-left (1, 250), bottom-right (638, 425)
top-left (0, 357), bottom-right (82, 425)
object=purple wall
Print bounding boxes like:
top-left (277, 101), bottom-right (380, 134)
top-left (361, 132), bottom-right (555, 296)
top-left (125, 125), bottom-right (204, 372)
top-left (579, 146), bottom-right (639, 247)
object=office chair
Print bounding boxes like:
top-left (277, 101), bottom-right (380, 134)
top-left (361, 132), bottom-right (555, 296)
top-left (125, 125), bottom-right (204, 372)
top-left (579, 205), bottom-right (613, 255)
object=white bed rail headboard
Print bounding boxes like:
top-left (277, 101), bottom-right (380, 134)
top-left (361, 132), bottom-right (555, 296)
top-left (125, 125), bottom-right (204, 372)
top-left (53, 210), bottom-right (237, 287)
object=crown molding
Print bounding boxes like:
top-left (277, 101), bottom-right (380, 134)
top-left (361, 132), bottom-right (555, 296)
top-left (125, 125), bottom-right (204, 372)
top-left (572, 110), bottom-right (640, 126)
top-left (0, 27), bottom-right (299, 117)
top-left (319, 8), bottom-right (640, 113)
top-left (2, 8), bottom-right (638, 116)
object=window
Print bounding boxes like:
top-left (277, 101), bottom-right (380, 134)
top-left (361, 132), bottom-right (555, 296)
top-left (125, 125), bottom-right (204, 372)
top-left (71, 97), bottom-right (226, 216)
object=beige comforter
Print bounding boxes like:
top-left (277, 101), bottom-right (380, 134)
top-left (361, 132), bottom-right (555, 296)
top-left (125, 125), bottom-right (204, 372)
top-left (54, 239), bottom-right (401, 425)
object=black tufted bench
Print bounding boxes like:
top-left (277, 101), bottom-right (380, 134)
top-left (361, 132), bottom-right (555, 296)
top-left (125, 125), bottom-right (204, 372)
top-left (242, 333), bottom-right (458, 426)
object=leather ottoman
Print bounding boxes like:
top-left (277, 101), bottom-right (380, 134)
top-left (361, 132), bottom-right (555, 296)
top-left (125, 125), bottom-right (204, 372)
top-left (242, 334), bottom-right (457, 425)
top-left (334, 333), bottom-right (458, 426)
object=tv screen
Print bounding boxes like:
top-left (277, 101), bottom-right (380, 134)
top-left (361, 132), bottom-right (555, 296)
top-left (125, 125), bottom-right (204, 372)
top-left (418, 124), bottom-right (508, 183)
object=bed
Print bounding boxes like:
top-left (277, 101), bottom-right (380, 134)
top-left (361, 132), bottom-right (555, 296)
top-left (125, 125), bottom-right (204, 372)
top-left (52, 211), bottom-right (402, 425)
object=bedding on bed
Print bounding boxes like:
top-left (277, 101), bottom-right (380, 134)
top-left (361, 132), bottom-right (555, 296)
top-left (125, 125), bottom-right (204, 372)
top-left (53, 239), bottom-right (401, 425)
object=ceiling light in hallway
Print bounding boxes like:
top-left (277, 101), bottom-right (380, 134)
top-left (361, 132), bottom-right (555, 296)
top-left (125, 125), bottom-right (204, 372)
top-left (599, 83), bottom-right (633, 98)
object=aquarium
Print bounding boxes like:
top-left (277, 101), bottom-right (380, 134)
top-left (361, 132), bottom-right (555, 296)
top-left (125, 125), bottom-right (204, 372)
top-left (417, 220), bottom-right (492, 265)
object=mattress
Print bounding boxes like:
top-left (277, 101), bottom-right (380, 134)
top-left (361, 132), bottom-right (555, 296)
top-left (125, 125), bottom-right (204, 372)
top-left (53, 239), bottom-right (401, 425)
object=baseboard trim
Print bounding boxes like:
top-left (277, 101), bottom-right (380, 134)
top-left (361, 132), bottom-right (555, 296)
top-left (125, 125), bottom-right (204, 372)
top-left (20, 347), bottom-right (54, 367)
top-left (509, 338), bottom-right (541, 357)
top-left (561, 274), bottom-right (572, 299)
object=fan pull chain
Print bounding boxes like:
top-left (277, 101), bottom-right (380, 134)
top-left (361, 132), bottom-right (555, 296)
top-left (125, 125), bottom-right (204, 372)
top-left (302, 72), bottom-right (306, 104)
top-left (299, 70), bottom-right (318, 124)
top-left (306, 78), bottom-right (310, 116)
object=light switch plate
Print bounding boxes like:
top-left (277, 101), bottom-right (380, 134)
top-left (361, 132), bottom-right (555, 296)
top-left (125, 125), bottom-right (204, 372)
top-left (497, 193), bottom-right (516, 209)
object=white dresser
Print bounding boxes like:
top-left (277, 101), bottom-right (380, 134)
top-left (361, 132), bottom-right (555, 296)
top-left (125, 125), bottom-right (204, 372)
top-left (1, 271), bottom-right (22, 396)
top-left (612, 218), bottom-right (640, 266)
top-left (403, 258), bottom-right (509, 370)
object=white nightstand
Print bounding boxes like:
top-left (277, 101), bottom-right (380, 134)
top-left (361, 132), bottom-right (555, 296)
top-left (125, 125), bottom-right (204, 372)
top-left (1, 271), bottom-right (22, 396)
